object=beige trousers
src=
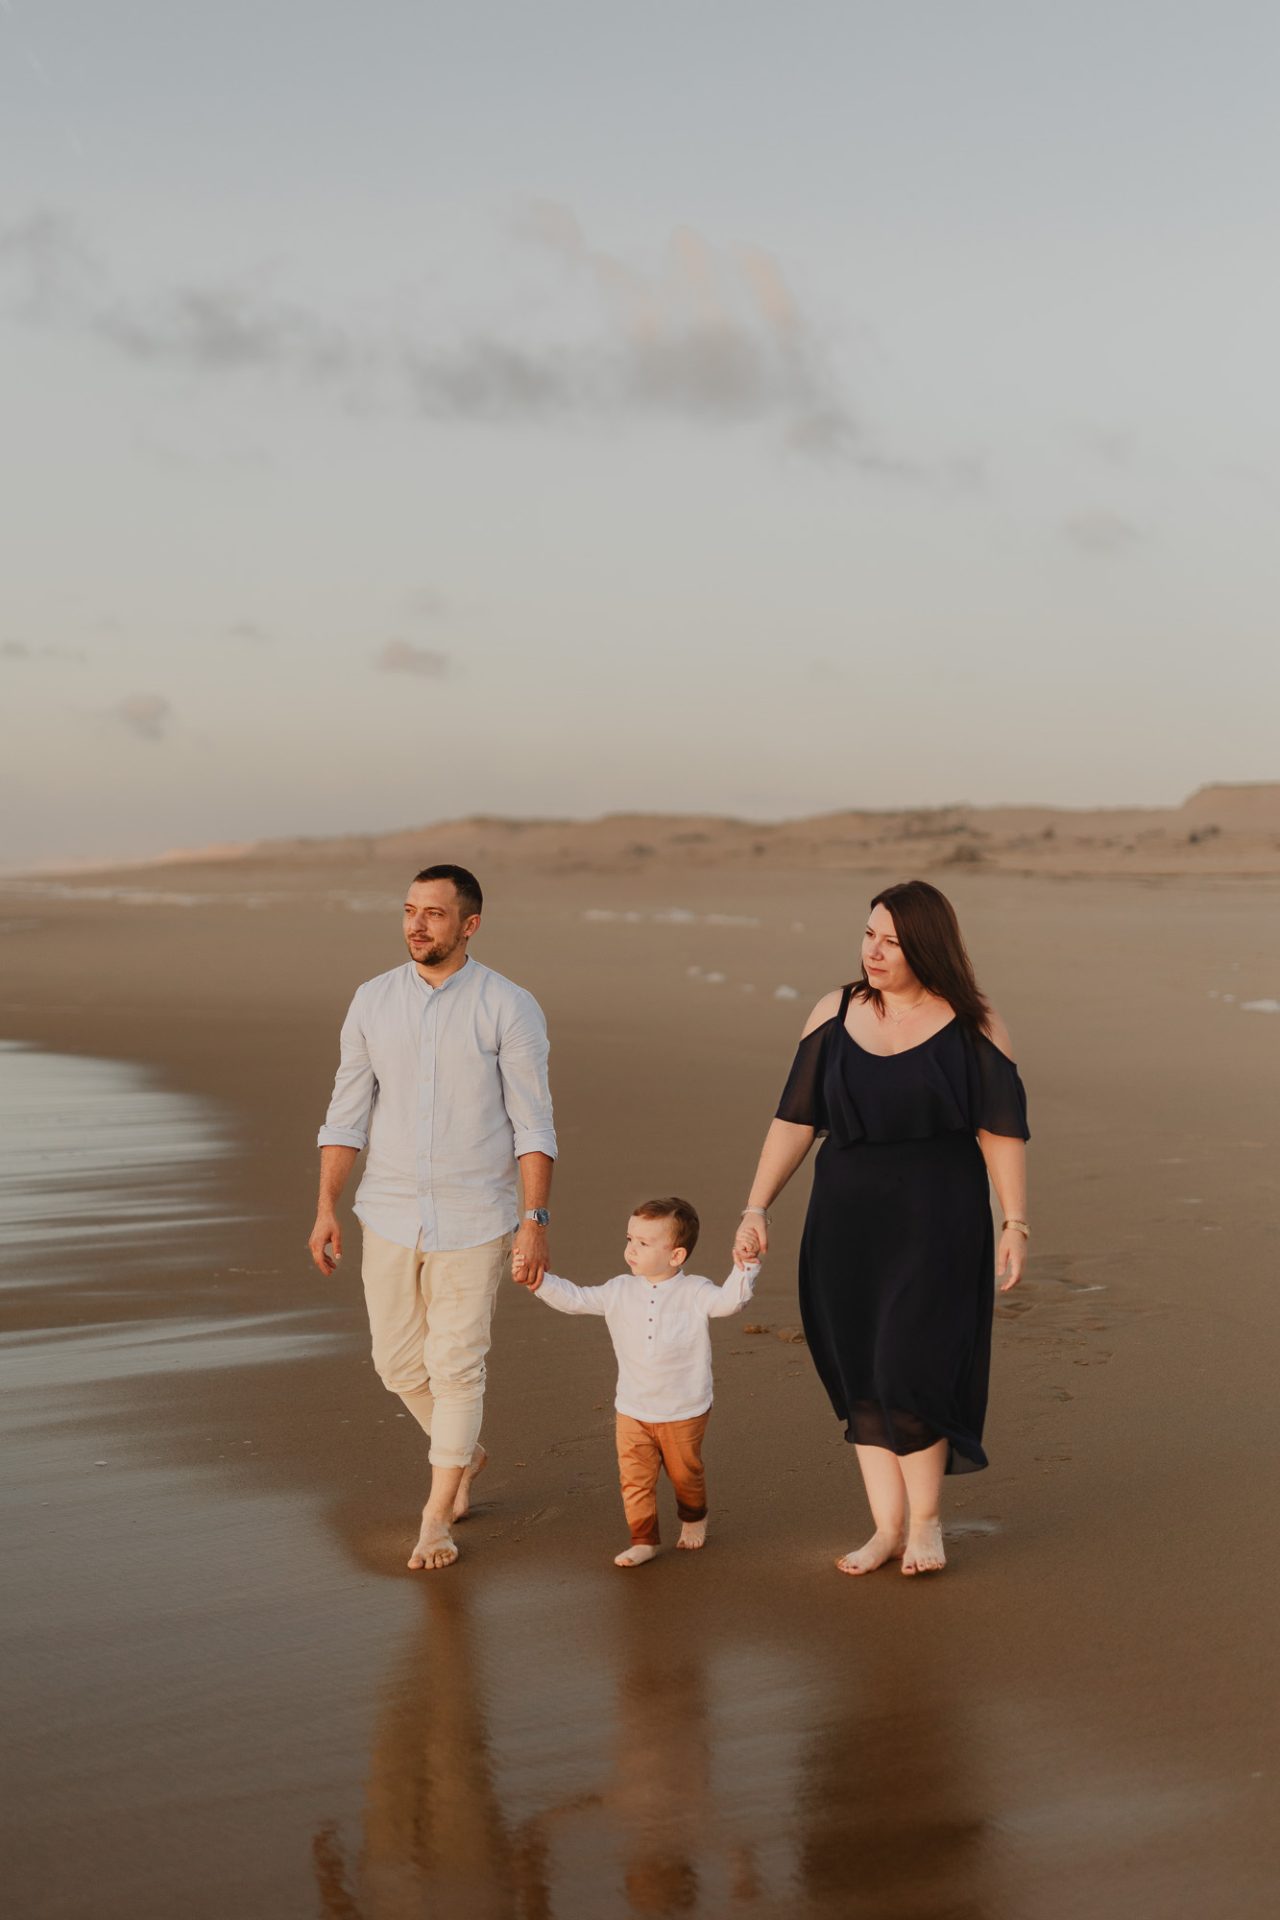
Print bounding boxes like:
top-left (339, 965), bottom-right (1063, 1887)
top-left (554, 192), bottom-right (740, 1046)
top-left (361, 1224), bottom-right (512, 1468)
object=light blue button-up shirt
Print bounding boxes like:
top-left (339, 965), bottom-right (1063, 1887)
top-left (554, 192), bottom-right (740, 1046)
top-left (318, 957), bottom-right (557, 1252)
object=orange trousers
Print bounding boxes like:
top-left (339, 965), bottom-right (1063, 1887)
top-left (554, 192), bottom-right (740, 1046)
top-left (615, 1410), bottom-right (710, 1546)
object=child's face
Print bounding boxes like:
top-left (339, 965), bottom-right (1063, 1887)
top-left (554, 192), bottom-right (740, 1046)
top-left (624, 1215), bottom-right (687, 1280)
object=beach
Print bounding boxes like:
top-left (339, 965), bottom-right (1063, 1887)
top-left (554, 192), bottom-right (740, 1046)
top-left (3, 843), bottom-right (1278, 1918)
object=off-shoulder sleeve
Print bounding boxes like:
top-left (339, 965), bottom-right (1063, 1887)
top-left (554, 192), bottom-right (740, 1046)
top-left (775, 1024), bottom-right (830, 1130)
top-left (972, 1034), bottom-right (1030, 1140)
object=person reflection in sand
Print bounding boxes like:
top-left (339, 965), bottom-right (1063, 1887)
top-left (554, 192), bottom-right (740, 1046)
top-left (508, 1642), bottom-right (764, 1914)
top-left (796, 1640), bottom-right (995, 1916)
top-left (312, 1580), bottom-right (546, 1920)
top-left (313, 1586), bottom-right (765, 1918)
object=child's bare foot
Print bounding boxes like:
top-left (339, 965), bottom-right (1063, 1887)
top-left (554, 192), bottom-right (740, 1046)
top-left (451, 1443), bottom-right (486, 1522)
top-left (677, 1519), bottom-right (707, 1550)
top-left (408, 1514), bottom-right (458, 1571)
top-left (901, 1519), bottom-right (946, 1575)
top-left (614, 1544), bottom-right (660, 1568)
top-left (836, 1529), bottom-right (905, 1576)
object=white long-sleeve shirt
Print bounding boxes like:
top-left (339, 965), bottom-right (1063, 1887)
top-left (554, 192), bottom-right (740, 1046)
top-left (534, 1262), bottom-right (761, 1422)
top-left (317, 957), bottom-right (557, 1251)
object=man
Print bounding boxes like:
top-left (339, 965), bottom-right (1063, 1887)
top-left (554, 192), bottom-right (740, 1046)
top-left (308, 864), bottom-right (556, 1571)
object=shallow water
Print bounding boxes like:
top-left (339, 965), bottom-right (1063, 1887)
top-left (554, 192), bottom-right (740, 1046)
top-left (0, 1040), bottom-right (231, 1271)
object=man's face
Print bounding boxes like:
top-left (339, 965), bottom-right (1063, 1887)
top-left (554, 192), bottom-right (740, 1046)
top-left (403, 880), bottom-right (478, 969)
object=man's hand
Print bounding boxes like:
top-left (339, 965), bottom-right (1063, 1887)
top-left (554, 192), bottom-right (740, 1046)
top-left (511, 1245), bottom-right (543, 1291)
top-left (308, 1210), bottom-right (342, 1276)
top-left (511, 1222), bottom-right (549, 1290)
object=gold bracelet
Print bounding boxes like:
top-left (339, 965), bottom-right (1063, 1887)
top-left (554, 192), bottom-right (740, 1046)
top-left (1001, 1219), bottom-right (1030, 1237)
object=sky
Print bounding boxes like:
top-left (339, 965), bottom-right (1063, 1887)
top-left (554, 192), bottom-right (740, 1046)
top-left (2, 0), bottom-right (1278, 869)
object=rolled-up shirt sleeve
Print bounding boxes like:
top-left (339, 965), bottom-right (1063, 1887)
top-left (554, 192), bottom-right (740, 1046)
top-left (497, 990), bottom-right (558, 1160)
top-left (317, 992), bottom-right (377, 1150)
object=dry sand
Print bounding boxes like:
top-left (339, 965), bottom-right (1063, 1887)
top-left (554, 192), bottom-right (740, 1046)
top-left (2, 841), bottom-right (1278, 1918)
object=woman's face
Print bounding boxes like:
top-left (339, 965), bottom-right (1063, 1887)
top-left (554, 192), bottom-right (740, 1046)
top-left (861, 903), bottom-right (917, 995)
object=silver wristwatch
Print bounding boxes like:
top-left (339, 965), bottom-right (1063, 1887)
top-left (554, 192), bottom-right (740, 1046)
top-left (524, 1208), bottom-right (551, 1227)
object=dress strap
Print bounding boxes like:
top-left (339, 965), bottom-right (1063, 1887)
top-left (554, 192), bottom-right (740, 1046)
top-left (836, 981), bottom-right (856, 1026)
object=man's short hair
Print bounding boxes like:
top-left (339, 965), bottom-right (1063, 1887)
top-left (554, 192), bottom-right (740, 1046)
top-left (412, 864), bottom-right (483, 917)
top-left (632, 1196), bottom-right (700, 1260)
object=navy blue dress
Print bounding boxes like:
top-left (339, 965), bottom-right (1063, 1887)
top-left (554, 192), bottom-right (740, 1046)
top-left (776, 984), bottom-right (1030, 1474)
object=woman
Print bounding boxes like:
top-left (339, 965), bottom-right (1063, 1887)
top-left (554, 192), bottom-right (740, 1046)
top-left (733, 880), bottom-right (1029, 1577)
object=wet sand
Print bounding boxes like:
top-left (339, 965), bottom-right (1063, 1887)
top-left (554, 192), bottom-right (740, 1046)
top-left (2, 863), bottom-right (1278, 1918)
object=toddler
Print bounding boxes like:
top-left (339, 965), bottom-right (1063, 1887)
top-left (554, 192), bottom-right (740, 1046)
top-left (512, 1197), bottom-right (761, 1567)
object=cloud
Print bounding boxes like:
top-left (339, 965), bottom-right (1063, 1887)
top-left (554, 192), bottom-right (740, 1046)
top-left (3, 199), bottom-right (904, 465)
top-left (0, 208), bottom-right (98, 321)
top-left (1063, 509), bottom-right (1144, 556)
top-left (404, 587), bottom-right (449, 621)
top-left (2, 638), bottom-right (87, 663)
top-left (1080, 429), bottom-right (1135, 471)
top-left (98, 284), bottom-right (357, 382)
top-left (375, 641), bottom-right (451, 677)
top-left (113, 693), bottom-right (173, 741)
top-left (504, 201), bottom-right (861, 442)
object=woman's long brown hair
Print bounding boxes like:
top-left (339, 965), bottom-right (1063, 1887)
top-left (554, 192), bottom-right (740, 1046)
top-left (852, 879), bottom-right (992, 1034)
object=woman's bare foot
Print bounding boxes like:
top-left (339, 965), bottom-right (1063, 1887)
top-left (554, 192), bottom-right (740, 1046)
top-left (677, 1519), bottom-right (707, 1550)
top-left (408, 1515), bottom-right (458, 1571)
top-left (451, 1444), bottom-right (487, 1523)
top-left (614, 1544), bottom-right (660, 1568)
top-left (836, 1529), bottom-right (905, 1576)
top-left (901, 1519), bottom-right (946, 1575)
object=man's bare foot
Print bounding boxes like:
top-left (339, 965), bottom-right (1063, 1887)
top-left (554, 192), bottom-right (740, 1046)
top-left (408, 1516), bottom-right (458, 1571)
top-left (451, 1444), bottom-right (487, 1523)
top-left (677, 1519), bottom-right (707, 1551)
top-left (902, 1519), bottom-right (946, 1575)
top-left (614, 1544), bottom-right (660, 1568)
top-left (836, 1529), bottom-right (905, 1576)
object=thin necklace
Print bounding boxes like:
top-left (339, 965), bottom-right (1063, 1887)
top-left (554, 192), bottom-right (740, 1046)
top-left (881, 991), bottom-right (930, 1024)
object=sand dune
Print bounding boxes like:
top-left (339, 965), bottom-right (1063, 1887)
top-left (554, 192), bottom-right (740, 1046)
top-left (97, 781), bottom-right (1280, 885)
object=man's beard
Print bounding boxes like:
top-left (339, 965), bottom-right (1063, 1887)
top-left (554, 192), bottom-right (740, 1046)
top-left (408, 934), bottom-right (460, 967)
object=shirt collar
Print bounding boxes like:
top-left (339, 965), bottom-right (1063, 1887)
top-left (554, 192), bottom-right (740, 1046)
top-left (409, 955), bottom-right (476, 996)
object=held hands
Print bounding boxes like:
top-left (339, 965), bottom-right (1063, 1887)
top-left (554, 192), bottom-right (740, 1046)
top-left (732, 1210), bottom-right (769, 1267)
top-left (511, 1245), bottom-right (544, 1292)
top-left (996, 1227), bottom-right (1026, 1292)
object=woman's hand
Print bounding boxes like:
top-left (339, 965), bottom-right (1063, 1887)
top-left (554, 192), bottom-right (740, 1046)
top-left (734, 1211), bottom-right (769, 1265)
top-left (996, 1228), bottom-right (1027, 1292)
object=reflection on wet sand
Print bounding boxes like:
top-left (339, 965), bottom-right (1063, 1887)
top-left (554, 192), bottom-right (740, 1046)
top-left (312, 1580), bottom-right (542, 1920)
top-left (313, 1580), bottom-right (778, 1917)
top-left (314, 1560), bottom-right (1013, 1919)
top-left (797, 1643), bottom-right (992, 1919)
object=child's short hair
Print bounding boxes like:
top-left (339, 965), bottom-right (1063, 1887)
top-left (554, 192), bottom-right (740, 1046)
top-left (632, 1196), bottom-right (700, 1260)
